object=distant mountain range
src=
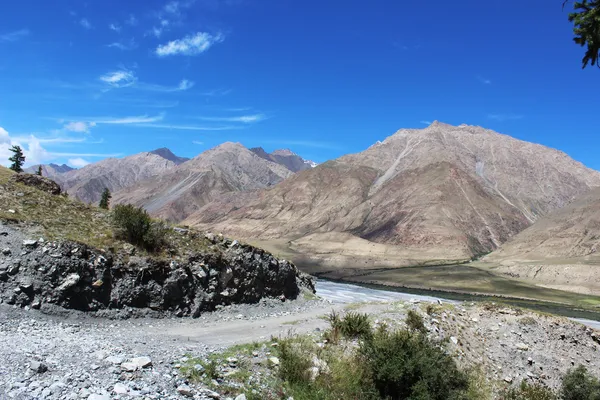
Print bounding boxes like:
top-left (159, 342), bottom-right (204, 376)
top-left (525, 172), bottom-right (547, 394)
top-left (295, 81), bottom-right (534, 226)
top-left (185, 122), bottom-right (600, 268)
top-left (34, 145), bottom-right (316, 210)
top-left (250, 147), bottom-right (317, 172)
top-left (26, 124), bottom-right (600, 296)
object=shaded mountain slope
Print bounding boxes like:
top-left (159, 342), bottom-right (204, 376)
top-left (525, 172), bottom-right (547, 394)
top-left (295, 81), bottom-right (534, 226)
top-left (185, 122), bottom-right (600, 266)
top-left (112, 142), bottom-right (294, 222)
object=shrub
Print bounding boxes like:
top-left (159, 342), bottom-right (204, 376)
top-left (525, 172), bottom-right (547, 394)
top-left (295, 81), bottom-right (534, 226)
top-left (561, 365), bottom-right (600, 400)
top-left (405, 309), bottom-right (427, 333)
top-left (278, 337), bottom-right (314, 386)
top-left (111, 204), bottom-right (167, 252)
top-left (326, 311), bottom-right (372, 340)
top-left (359, 327), bottom-right (470, 400)
top-left (500, 381), bottom-right (557, 400)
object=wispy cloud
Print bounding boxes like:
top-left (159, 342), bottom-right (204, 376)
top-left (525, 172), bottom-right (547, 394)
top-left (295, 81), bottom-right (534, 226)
top-left (64, 121), bottom-right (96, 133)
top-left (195, 114), bottom-right (267, 123)
top-left (68, 157), bottom-right (90, 168)
top-left (12, 136), bottom-right (87, 144)
top-left (126, 15), bottom-right (138, 26)
top-left (477, 75), bottom-right (492, 85)
top-left (200, 88), bottom-right (232, 96)
top-left (133, 123), bottom-right (241, 131)
top-left (156, 32), bottom-right (224, 57)
top-left (80, 18), bottom-right (92, 30)
top-left (420, 120), bottom-right (432, 125)
top-left (0, 29), bottom-right (30, 42)
top-left (99, 69), bottom-right (137, 88)
top-left (487, 113), bottom-right (523, 121)
top-left (192, 140), bottom-right (204, 145)
top-left (109, 23), bottom-right (121, 32)
top-left (94, 114), bottom-right (165, 125)
top-left (136, 79), bottom-right (195, 92)
top-left (107, 39), bottom-right (137, 51)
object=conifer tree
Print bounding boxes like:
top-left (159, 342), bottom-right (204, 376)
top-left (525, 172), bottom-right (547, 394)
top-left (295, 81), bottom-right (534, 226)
top-left (36, 165), bottom-right (42, 176)
top-left (566, 0), bottom-right (600, 68)
top-left (8, 145), bottom-right (25, 173)
top-left (99, 188), bottom-right (111, 210)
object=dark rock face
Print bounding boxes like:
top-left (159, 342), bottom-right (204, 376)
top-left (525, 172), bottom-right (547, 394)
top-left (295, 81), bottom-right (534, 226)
top-left (0, 234), bottom-right (314, 317)
top-left (10, 174), bottom-right (62, 196)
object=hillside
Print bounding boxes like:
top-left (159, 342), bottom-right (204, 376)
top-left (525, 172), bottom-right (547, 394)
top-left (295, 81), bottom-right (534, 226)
top-left (57, 151), bottom-right (181, 204)
top-left (482, 187), bottom-right (600, 294)
top-left (185, 122), bottom-right (600, 269)
top-left (111, 142), bottom-right (294, 222)
top-left (25, 163), bottom-right (74, 181)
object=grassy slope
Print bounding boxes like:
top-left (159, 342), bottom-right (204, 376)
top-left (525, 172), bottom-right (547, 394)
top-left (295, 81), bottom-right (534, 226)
top-left (0, 167), bottom-right (213, 256)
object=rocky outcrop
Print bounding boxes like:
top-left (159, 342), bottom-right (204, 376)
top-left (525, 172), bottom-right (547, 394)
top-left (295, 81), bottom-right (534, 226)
top-left (10, 173), bottom-right (62, 195)
top-left (0, 227), bottom-right (314, 317)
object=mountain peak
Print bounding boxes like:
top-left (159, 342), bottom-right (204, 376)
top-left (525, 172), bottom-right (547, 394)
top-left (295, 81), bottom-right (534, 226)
top-left (272, 149), bottom-right (297, 157)
top-left (150, 148), bottom-right (189, 165)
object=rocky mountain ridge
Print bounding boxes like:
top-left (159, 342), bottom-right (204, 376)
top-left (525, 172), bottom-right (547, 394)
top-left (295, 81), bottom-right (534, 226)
top-left (112, 142), bottom-right (296, 222)
top-left (250, 147), bottom-right (317, 172)
top-left (185, 122), bottom-right (600, 269)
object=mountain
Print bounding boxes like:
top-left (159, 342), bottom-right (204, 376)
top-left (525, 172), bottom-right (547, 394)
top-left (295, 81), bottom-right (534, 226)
top-left (250, 147), bottom-right (317, 172)
top-left (58, 151), bottom-right (180, 204)
top-left (482, 187), bottom-right (600, 293)
top-left (25, 163), bottom-right (74, 180)
top-left (111, 142), bottom-right (294, 222)
top-left (185, 122), bottom-right (600, 269)
top-left (150, 148), bottom-right (190, 165)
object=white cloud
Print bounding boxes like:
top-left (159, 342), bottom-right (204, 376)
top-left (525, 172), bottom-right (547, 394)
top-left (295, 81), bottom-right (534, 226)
top-left (107, 39), bottom-right (137, 51)
top-left (178, 79), bottom-right (194, 90)
top-left (192, 140), bottom-right (204, 145)
top-left (68, 158), bottom-right (90, 168)
top-left (487, 113), bottom-right (523, 121)
top-left (64, 121), bottom-right (96, 133)
top-left (420, 120), bottom-right (433, 125)
top-left (99, 69), bottom-right (137, 88)
top-left (196, 114), bottom-right (266, 123)
top-left (0, 128), bottom-right (52, 167)
top-left (151, 26), bottom-right (164, 38)
top-left (109, 23), bottom-right (121, 32)
top-left (0, 29), bottom-right (30, 42)
top-left (80, 18), bottom-right (92, 30)
top-left (164, 1), bottom-right (181, 14)
top-left (200, 88), bottom-right (232, 96)
top-left (156, 32), bottom-right (224, 57)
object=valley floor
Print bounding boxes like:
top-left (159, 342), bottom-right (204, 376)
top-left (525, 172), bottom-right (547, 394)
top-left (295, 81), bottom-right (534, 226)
top-left (2, 280), bottom-right (600, 399)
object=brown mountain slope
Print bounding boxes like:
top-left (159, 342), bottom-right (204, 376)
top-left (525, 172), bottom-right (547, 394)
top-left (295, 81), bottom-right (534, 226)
top-left (111, 142), bottom-right (294, 222)
top-left (185, 122), bottom-right (600, 268)
top-left (480, 188), bottom-right (600, 294)
top-left (57, 152), bottom-right (178, 204)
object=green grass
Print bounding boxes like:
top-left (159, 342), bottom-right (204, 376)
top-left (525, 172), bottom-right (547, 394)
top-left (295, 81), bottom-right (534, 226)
top-left (345, 264), bottom-right (600, 313)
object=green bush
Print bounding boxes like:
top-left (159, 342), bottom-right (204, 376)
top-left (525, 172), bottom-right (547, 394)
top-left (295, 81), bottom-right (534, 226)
top-left (500, 381), bottom-right (557, 400)
top-left (359, 327), bottom-right (470, 400)
top-left (405, 309), bottom-right (427, 333)
top-left (326, 311), bottom-right (372, 340)
top-left (278, 338), bottom-right (314, 386)
top-left (561, 365), bottom-right (600, 400)
top-left (111, 204), bottom-right (167, 251)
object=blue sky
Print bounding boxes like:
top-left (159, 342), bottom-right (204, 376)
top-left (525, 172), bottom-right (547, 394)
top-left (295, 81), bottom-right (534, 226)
top-left (0, 0), bottom-right (598, 169)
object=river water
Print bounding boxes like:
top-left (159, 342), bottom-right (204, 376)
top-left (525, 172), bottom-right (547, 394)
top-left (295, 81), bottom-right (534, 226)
top-left (314, 279), bottom-right (600, 330)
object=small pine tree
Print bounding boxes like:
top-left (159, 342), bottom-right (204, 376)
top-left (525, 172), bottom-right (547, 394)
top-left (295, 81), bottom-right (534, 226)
top-left (99, 188), bottom-right (111, 209)
top-left (36, 165), bottom-right (42, 176)
top-left (8, 145), bottom-right (25, 173)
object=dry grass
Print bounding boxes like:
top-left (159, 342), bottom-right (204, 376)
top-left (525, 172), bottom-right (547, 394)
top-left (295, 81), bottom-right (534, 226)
top-left (0, 167), bottom-right (214, 256)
